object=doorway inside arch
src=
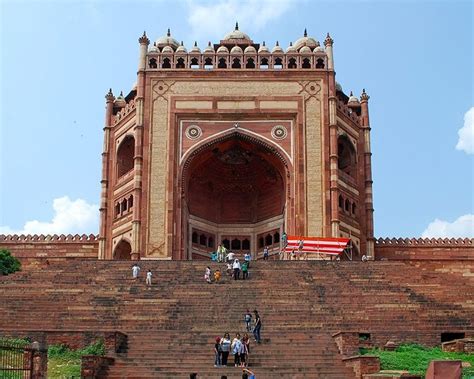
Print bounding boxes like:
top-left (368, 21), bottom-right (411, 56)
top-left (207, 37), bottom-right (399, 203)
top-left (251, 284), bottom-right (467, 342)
top-left (184, 134), bottom-right (287, 260)
top-left (114, 240), bottom-right (132, 260)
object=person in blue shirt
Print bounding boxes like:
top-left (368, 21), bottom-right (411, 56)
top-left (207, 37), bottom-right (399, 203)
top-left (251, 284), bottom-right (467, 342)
top-left (242, 368), bottom-right (255, 379)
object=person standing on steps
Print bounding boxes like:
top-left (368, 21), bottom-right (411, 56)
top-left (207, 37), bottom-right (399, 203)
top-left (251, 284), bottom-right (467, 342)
top-left (220, 332), bottom-right (231, 366)
top-left (214, 269), bottom-right (221, 283)
top-left (132, 263), bottom-right (140, 280)
top-left (253, 310), bottom-right (262, 343)
top-left (146, 269), bottom-right (152, 286)
top-left (204, 266), bottom-right (212, 283)
top-left (244, 252), bottom-right (251, 268)
top-left (233, 258), bottom-right (241, 280)
top-left (214, 336), bottom-right (222, 367)
top-left (241, 333), bottom-right (250, 367)
top-left (241, 259), bottom-right (249, 280)
top-left (244, 309), bottom-right (252, 332)
top-left (231, 333), bottom-right (242, 367)
top-left (263, 246), bottom-right (269, 260)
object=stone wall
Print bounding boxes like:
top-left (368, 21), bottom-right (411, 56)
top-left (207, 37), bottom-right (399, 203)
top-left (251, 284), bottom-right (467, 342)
top-left (375, 238), bottom-right (473, 260)
top-left (0, 234), bottom-right (98, 266)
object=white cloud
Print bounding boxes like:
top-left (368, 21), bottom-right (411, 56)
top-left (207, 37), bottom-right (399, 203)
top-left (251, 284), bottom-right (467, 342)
top-left (186, 0), bottom-right (294, 42)
top-left (0, 196), bottom-right (99, 235)
top-left (456, 107), bottom-right (474, 154)
top-left (421, 214), bottom-right (474, 238)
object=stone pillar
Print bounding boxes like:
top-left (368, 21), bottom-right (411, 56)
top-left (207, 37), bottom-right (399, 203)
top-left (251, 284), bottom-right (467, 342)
top-left (31, 341), bottom-right (47, 379)
top-left (130, 32), bottom-right (149, 260)
top-left (324, 33), bottom-right (334, 71)
top-left (326, 33), bottom-right (339, 237)
top-left (99, 89), bottom-right (115, 259)
top-left (360, 89), bottom-right (375, 260)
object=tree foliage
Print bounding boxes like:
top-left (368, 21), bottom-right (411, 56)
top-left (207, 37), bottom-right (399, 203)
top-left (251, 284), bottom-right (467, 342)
top-left (0, 249), bottom-right (21, 275)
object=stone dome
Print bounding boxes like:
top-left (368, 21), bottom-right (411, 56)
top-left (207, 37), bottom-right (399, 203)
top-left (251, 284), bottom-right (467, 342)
top-left (217, 45), bottom-right (229, 54)
top-left (286, 42), bottom-right (297, 53)
top-left (272, 41), bottom-right (284, 54)
top-left (348, 91), bottom-right (360, 104)
top-left (299, 45), bottom-right (312, 54)
top-left (314, 46), bottom-right (325, 53)
top-left (161, 45), bottom-right (174, 54)
top-left (175, 42), bottom-right (187, 54)
top-left (294, 29), bottom-right (319, 50)
top-left (258, 41), bottom-right (270, 54)
top-left (148, 43), bottom-right (160, 54)
top-left (203, 42), bottom-right (214, 54)
top-left (155, 29), bottom-right (179, 50)
top-left (114, 92), bottom-right (126, 108)
top-left (189, 42), bottom-right (201, 54)
top-left (223, 22), bottom-right (251, 41)
top-left (230, 45), bottom-right (243, 54)
top-left (244, 45), bottom-right (257, 54)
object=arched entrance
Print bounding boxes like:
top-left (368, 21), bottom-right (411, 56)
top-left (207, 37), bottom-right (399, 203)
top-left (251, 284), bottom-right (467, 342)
top-left (114, 239), bottom-right (131, 260)
top-left (181, 133), bottom-right (289, 259)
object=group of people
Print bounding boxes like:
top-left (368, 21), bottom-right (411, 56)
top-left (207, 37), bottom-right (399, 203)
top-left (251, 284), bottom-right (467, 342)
top-left (131, 264), bottom-right (153, 286)
top-left (205, 253), bottom-right (251, 283)
top-left (213, 309), bottom-right (261, 369)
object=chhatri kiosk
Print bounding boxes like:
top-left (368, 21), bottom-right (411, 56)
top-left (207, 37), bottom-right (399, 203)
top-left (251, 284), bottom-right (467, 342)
top-left (100, 25), bottom-right (374, 261)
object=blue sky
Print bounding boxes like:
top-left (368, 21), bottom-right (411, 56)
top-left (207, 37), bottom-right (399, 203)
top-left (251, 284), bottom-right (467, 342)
top-left (0, 0), bottom-right (473, 238)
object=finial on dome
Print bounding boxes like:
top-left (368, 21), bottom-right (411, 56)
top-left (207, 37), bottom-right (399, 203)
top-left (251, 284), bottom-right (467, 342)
top-left (262, 41), bottom-right (266, 46)
top-left (208, 41), bottom-right (211, 46)
top-left (194, 41), bottom-right (197, 47)
top-left (105, 88), bottom-right (115, 101)
top-left (120, 91), bottom-right (123, 96)
top-left (290, 42), bottom-right (293, 46)
top-left (167, 28), bottom-right (171, 37)
top-left (235, 21), bottom-right (239, 30)
top-left (304, 28), bottom-right (307, 37)
top-left (276, 40), bottom-right (279, 46)
top-left (350, 91), bottom-right (353, 96)
top-left (138, 31), bottom-right (150, 45)
top-left (180, 41), bottom-right (184, 46)
top-left (360, 88), bottom-right (370, 101)
top-left (324, 32), bottom-right (334, 47)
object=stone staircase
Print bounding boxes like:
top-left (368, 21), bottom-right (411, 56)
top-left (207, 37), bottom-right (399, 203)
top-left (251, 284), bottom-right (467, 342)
top-left (0, 260), bottom-right (473, 378)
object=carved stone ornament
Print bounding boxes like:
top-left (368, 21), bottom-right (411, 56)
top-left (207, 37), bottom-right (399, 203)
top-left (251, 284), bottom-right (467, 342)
top-left (185, 125), bottom-right (202, 140)
top-left (271, 125), bottom-right (288, 140)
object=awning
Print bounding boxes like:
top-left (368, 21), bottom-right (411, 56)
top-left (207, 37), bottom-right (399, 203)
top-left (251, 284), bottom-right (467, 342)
top-left (284, 236), bottom-right (350, 256)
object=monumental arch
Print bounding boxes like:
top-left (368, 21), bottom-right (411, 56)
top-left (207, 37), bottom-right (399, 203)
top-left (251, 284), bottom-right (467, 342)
top-left (99, 25), bottom-right (375, 261)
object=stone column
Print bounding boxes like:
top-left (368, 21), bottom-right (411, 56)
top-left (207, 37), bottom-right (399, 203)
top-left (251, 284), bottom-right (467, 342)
top-left (31, 341), bottom-right (47, 379)
top-left (99, 89), bottom-right (115, 259)
top-left (130, 32), bottom-right (149, 260)
top-left (325, 33), bottom-right (339, 237)
top-left (360, 89), bottom-right (375, 260)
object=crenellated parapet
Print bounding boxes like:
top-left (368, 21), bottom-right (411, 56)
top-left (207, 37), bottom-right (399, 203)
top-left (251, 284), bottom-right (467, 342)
top-left (375, 237), bottom-right (473, 246)
top-left (0, 234), bottom-right (99, 242)
top-left (113, 98), bottom-right (136, 125)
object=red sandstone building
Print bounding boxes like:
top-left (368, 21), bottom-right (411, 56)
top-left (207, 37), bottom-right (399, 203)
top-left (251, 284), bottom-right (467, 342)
top-left (1, 26), bottom-right (472, 262)
top-left (99, 25), bottom-right (374, 261)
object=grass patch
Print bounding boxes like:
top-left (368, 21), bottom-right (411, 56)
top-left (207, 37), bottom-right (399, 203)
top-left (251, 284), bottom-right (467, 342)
top-left (360, 344), bottom-right (474, 378)
top-left (48, 340), bottom-right (105, 379)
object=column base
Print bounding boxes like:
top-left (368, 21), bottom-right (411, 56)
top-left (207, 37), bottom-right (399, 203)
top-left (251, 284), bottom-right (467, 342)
top-left (130, 252), bottom-right (140, 260)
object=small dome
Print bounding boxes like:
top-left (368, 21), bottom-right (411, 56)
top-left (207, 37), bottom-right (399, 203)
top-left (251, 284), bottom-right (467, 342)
top-left (161, 45), bottom-right (174, 54)
top-left (299, 45), bottom-right (312, 54)
top-left (114, 92), bottom-right (126, 108)
top-left (258, 41), bottom-right (270, 54)
top-left (223, 22), bottom-right (251, 41)
top-left (286, 42), bottom-right (297, 53)
top-left (335, 81), bottom-right (343, 92)
top-left (175, 41), bottom-right (187, 54)
top-left (230, 45), bottom-right (243, 54)
top-left (314, 46), bottom-right (325, 53)
top-left (294, 29), bottom-right (319, 50)
top-left (148, 43), bottom-right (160, 54)
top-left (217, 45), bottom-right (229, 54)
top-left (189, 42), bottom-right (201, 54)
top-left (244, 45), bottom-right (257, 54)
top-left (155, 28), bottom-right (179, 50)
top-left (203, 42), bottom-right (214, 54)
top-left (272, 41), bottom-right (283, 54)
top-left (348, 91), bottom-right (360, 104)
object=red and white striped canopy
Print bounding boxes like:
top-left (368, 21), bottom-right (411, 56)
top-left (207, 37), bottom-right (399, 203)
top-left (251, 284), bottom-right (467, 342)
top-left (284, 236), bottom-right (350, 256)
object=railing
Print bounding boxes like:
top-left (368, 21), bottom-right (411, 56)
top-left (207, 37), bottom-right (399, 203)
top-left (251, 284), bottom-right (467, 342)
top-left (0, 338), bottom-right (33, 379)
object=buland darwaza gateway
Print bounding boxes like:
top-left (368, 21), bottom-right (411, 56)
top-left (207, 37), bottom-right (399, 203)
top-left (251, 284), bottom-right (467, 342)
top-left (101, 24), bottom-right (375, 261)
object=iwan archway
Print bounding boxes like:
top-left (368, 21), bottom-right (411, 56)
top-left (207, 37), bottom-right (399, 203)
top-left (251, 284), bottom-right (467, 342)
top-left (180, 132), bottom-right (292, 260)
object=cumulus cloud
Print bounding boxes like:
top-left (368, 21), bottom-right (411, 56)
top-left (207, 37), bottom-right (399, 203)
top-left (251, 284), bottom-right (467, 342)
top-left (421, 214), bottom-right (474, 238)
top-left (456, 107), bottom-right (474, 154)
top-left (0, 196), bottom-right (99, 235)
top-left (186, 0), bottom-right (294, 41)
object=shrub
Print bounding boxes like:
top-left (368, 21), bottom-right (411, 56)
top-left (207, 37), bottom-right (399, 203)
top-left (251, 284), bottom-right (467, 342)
top-left (0, 249), bottom-right (21, 275)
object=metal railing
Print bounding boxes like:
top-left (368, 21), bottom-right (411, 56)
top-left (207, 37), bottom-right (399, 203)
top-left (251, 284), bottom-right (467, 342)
top-left (0, 338), bottom-right (33, 379)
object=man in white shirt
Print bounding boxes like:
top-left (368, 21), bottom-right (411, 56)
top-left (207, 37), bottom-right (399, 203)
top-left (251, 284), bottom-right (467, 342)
top-left (232, 259), bottom-right (241, 280)
top-left (146, 269), bottom-right (152, 286)
top-left (132, 264), bottom-right (140, 280)
top-left (227, 251), bottom-right (235, 262)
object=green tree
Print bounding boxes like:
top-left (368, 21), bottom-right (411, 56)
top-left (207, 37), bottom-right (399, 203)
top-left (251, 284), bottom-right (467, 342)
top-left (0, 249), bottom-right (21, 275)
